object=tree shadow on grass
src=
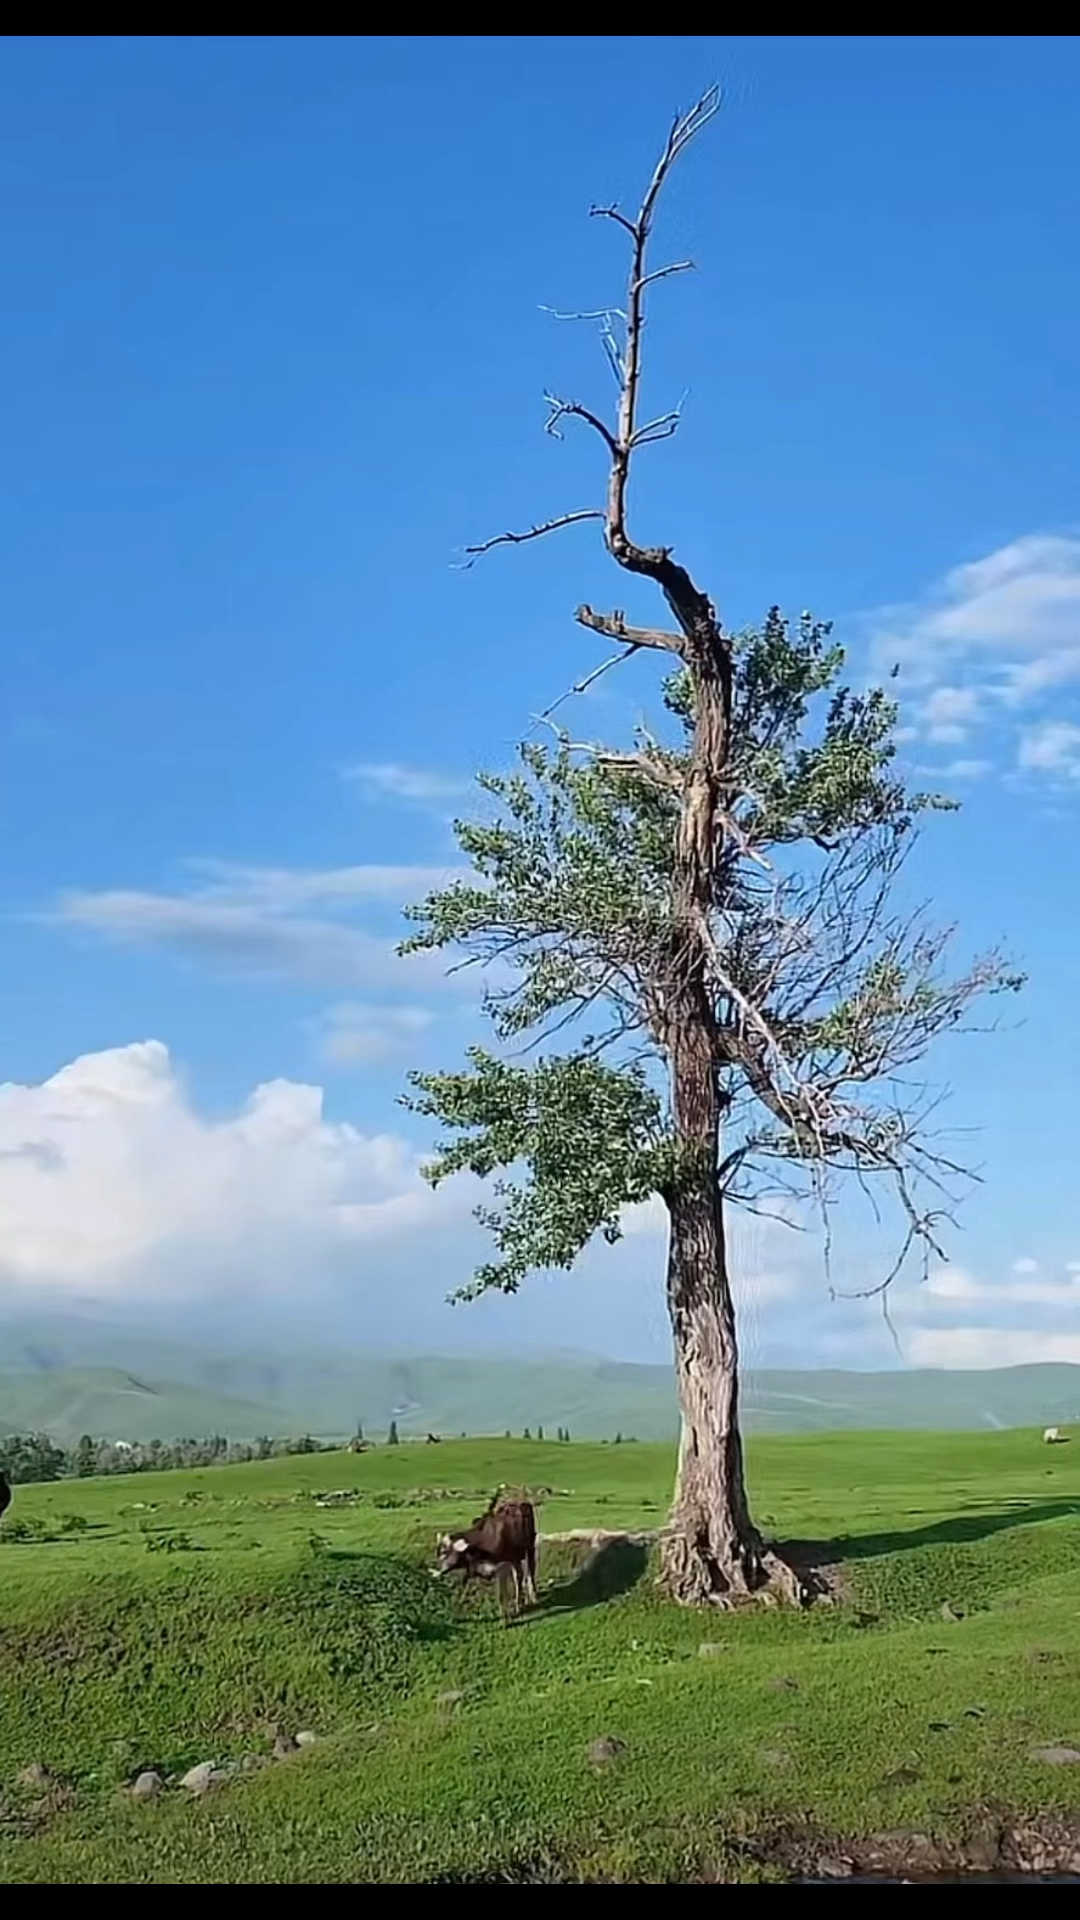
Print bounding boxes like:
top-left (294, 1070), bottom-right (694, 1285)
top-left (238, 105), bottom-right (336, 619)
top-left (782, 1496), bottom-right (1080, 1574)
top-left (533, 1535), bottom-right (650, 1618)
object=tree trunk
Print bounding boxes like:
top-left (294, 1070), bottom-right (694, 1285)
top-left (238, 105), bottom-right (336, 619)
top-left (661, 1176), bottom-right (764, 1604)
top-left (657, 621), bottom-right (806, 1607)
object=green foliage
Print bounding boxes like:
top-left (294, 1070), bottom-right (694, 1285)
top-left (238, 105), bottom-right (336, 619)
top-left (406, 1049), bottom-right (671, 1295)
top-left (403, 610), bottom-right (1020, 1301)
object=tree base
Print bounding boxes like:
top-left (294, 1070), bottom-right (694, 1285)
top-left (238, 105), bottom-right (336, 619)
top-left (659, 1520), bottom-right (826, 1609)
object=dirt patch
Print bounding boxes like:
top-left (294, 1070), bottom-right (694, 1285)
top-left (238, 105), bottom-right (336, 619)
top-left (744, 1809), bottom-right (1080, 1881)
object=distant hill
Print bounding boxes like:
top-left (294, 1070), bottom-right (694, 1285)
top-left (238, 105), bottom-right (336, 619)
top-left (0, 1364), bottom-right (284, 1446)
top-left (1, 1320), bottom-right (1079, 1444)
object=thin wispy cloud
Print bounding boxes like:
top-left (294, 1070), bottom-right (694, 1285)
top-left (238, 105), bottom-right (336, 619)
top-left (311, 1001), bottom-right (436, 1068)
top-left (346, 762), bottom-right (474, 807)
top-left (866, 532), bottom-right (1080, 783)
top-left (49, 860), bottom-right (468, 993)
top-left (1017, 720), bottom-right (1080, 782)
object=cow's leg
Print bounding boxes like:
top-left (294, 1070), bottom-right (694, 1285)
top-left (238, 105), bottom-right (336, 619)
top-left (524, 1540), bottom-right (538, 1607)
top-left (496, 1562), bottom-right (514, 1622)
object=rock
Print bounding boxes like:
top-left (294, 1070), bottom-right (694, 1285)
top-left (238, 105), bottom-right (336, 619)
top-left (940, 1601), bottom-right (965, 1622)
top-left (130, 1769), bottom-right (163, 1801)
top-left (697, 1641), bottom-right (728, 1659)
top-left (588, 1736), bottom-right (626, 1767)
top-left (1030, 1744), bottom-right (1080, 1765)
top-left (272, 1733), bottom-right (299, 1760)
top-left (760, 1747), bottom-right (791, 1768)
top-left (768, 1675), bottom-right (799, 1693)
top-left (16, 1762), bottom-right (51, 1790)
top-left (295, 1730), bottom-right (318, 1748)
top-left (240, 1754), bottom-right (267, 1773)
top-left (437, 1690), bottom-right (465, 1711)
top-left (179, 1761), bottom-right (217, 1794)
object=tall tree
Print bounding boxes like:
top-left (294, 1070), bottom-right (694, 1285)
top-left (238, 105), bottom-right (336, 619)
top-left (403, 93), bottom-right (1020, 1605)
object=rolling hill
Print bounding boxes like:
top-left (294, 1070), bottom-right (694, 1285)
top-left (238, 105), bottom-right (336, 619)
top-left (1, 1321), bottom-right (1079, 1444)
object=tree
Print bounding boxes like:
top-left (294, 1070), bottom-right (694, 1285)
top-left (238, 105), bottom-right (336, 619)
top-left (73, 1434), bottom-right (97, 1479)
top-left (387, 1420), bottom-right (400, 1446)
top-left (402, 92), bottom-right (1021, 1606)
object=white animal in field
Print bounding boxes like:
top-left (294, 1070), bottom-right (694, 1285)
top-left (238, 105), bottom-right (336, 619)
top-left (1042, 1426), bottom-right (1069, 1444)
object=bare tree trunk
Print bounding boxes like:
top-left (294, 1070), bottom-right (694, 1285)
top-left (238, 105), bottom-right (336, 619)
top-left (662, 1178), bottom-right (764, 1603)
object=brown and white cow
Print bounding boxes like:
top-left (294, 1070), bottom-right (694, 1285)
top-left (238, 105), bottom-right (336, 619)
top-left (432, 1491), bottom-right (538, 1619)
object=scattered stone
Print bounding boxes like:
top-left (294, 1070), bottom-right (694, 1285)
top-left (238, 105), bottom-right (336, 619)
top-left (761, 1748), bottom-right (791, 1768)
top-left (928, 1720), bottom-right (951, 1732)
top-left (940, 1601), bottom-right (965, 1622)
top-left (129, 1770), bottom-right (163, 1801)
top-left (295, 1730), bottom-right (318, 1748)
top-left (588, 1736), bottom-right (626, 1767)
top-left (437, 1690), bottom-right (465, 1711)
top-left (882, 1766), bottom-right (921, 1789)
top-left (964, 1704), bottom-right (988, 1719)
top-left (16, 1763), bottom-right (51, 1791)
top-left (272, 1734), bottom-right (299, 1760)
top-left (240, 1754), bottom-right (267, 1773)
top-left (768, 1675), bottom-right (799, 1693)
top-left (697, 1641), bottom-right (728, 1659)
top-left (179, 1761), bottom-right (216, 1795)
top-left (1030, 1745), bottom-right (1080, 1766)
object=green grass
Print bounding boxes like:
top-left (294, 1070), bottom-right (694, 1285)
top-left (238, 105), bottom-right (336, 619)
top-left (1, 1431), bottom-right (1079, 1882)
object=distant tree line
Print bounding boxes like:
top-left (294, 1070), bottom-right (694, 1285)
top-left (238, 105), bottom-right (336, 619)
top-left (0, 1430), bottom-right (341, 1486)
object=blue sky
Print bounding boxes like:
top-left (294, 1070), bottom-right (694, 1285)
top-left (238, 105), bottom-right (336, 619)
top-left (2, 36), bottom-right (1079, 1368)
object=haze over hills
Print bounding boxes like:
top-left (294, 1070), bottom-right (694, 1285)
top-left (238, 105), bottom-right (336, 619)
top-left (1, 1313), bottom-right (1078, 1444)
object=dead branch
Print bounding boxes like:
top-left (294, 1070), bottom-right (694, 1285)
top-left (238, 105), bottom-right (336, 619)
top-left (575, 605), bottom-right (683, 652)
top-left (462, 509), bottom-right (603, 566)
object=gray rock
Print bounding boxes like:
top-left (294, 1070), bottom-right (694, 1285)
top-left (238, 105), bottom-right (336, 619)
top-left (940, 1601), bottom-right (965, 1622)
top-left (1030, 1744), bottom-right (1080, 1765)
top-left (179, 1761), bottom-right (216, 1794)
top-left (697, 1641), bottom-right (727, 1658)
top-left (588, 1736), bottom-right (626, 1766)
top-left (295, 1730), bottom-right (318, 1748)
top-left (437, 1690), bottom-right (465, 1711)
top-left (272, 1733), bottom-right (298, 1760)
top-left (130, 1769), bottom-right (163, 1801)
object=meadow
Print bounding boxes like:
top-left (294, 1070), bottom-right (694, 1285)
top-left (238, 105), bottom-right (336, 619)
top-left (1, 1430), bottom-right (1079, 1882)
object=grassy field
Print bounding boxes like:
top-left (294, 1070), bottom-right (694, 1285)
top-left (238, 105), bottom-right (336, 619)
top-left (1, 1430), bottom-right (1079, 1882)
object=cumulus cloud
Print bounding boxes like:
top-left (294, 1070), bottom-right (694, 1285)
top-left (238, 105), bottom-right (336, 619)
top-left (50, 859), bottom-right (467, 993)
top-left (0, 1041), bottom-right (463, 1300)
top-left (867, 532), bottom-right (1080, 779)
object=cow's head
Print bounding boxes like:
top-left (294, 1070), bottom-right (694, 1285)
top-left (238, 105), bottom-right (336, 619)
top-left (431, 1532), bottom-right (471, 1578)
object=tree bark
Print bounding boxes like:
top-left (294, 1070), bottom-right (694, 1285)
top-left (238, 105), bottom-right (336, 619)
top-left (657, 601), bottom-right (805, 1606)
top-left (661, 1181), bottom-right (763, 1603)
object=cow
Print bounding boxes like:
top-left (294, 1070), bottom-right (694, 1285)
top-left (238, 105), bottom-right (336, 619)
top-left (0, 1471), bottom-right (10, 1526)
top-left (432, 1490), bottom-right (538, 1620)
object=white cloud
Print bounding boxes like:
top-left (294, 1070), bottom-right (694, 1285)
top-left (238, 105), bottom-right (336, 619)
top-left (1017, 720), bottom-right (1080, 781)
top-left (347, 763), bottom-right (473, 806)
top-left (0, 1041), bottom-right (464, 1299)
top-left (50, 860), bottom-right (467, 993)
top-left (922, 684), bottom-right (982, 743)
top-left (868, 532), bottom-right (1080, 776)
top-left (311, 1002), bottom-right (435, 1068)
top-left (908, 1326), bottom-right (1080, 1369)
top-left (1013, 1256), bottom-right (1039, 1275)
